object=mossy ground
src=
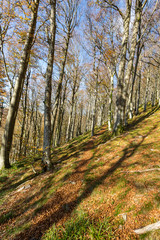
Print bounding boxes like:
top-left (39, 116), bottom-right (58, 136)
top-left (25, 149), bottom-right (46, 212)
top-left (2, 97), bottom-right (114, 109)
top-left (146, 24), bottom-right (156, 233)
top-left (0, 104), bottom-right (160, 239)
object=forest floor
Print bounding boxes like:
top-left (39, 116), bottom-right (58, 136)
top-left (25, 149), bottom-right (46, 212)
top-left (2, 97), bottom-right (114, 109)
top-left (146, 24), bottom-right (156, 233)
top-left (0, 105), bottom-right (160, 240)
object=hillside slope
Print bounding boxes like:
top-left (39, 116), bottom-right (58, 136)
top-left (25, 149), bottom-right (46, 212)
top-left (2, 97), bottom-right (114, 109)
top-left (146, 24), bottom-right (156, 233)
top-left (0, 106), bottom-right (160, 240)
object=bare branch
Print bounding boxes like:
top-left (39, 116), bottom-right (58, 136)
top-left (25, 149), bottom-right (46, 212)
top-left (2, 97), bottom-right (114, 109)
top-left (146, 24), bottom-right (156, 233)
top-left (103, 0), bottom-right (124, 19)
top-left (138, 0), bottom-right (159, 43)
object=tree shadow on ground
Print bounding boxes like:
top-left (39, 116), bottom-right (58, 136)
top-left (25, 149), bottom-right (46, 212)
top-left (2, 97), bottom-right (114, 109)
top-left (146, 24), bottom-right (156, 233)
top-left (125, 105), bottom-right (159, 131)
top-left (12, 122), bottom-right (157, 240)
top-left (0, 172), bottom-right (38, 196)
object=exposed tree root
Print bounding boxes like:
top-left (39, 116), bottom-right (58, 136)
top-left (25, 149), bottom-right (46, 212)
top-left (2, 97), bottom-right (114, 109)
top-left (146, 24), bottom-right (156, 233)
top-left (121, 168), bottom-right (160, 173)
top-left (134, 221), bottom-right (160, 234)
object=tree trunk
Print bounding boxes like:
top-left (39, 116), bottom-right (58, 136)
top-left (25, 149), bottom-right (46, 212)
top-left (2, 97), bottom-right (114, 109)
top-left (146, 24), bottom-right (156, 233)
top-left (108, 70), bottom-right (114, 131)
top-left (113, 1), bottom-right (132, 133)
top-left (128, 22), bottom-right (142, 119)
top-left (0, 101), bottom-right (4, 127)
top-left (152, 76), bottom-right (158, 107)
top-left (91, 79), bottom-right (98, 137)
top-left (0, 0), bottom-right (40, 170)
top-left (71, 98), bottom-right (77, 139)
top-left (19, 71), bottom-right (30, 157)
top-left (144, 68), bottom-right (150, 111)
top-left (55, 77), bottom-right (68, 146)
top-left (76, 104), bottom-right (83, 136)
top-left (23, 99), bottom-right (35, 156)
top-left (66, 69), bottom-right (79, 142)
top-left (123, 0), bottom-right (143, 125)
top-left (51, 30), bottom-right (70, 139)
top-left (43, 0), bottom-right (57, 170)
top-left (135, 70), bottom-right (141, 115)
top-left (85, 99), bottom-right (91, 132)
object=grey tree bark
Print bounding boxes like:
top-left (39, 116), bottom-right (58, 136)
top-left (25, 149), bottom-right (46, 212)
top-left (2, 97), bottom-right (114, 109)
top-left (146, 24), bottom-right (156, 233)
top-left (43, 0), bottom-right (57, 170)
top-left (113, 0), bottom-right (132, 133)
top-left (128, 21), bottom-right (143, 119)
top-left (124, 0), bottom-right (144, 125)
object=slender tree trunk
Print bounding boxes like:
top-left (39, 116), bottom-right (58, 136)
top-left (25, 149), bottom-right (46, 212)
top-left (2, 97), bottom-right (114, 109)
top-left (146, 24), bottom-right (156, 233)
top-left (157, 68), bottom-right (160, 106)
top-left (66, 69), bottom-right (79, 142)
top-left (71, 99), bottom-right (77, 139)
top-left (128, 22), bottom-right (142, 119)
top-left (19, 71), bottom-right (30, 157)
top-left (152, 76), bottom-right (158, 107)
top-left (43, 0), bottom-right (56, 170)
top-left (23, 99), bottom-right (35, 156)
top-left (51, 31), bottom-right (70, 139)
top-left (85, 100), bottom-right (91, 132)
top-left (76, 104), bottom-right (83, 136)
top-left (66, 99), bottom-right (74, 142)
top-left (37, 113), bottom-right (42, 150)
top-left (135, 70), bottom-right (141, 115)
top-left (91, 78), bottom-right (98, 137)
top-left (33, 102), bottom-right (39, 153)
top-left (108, 70), bottom-right (114, 131)
top-left (0, 101), bottom-right (3, 127)
top-left (144, 68), bottom-right (150, 112)
top-left (55, 78), bottom-right (68, 146)
top-left (0, 0), bottom-right (39, 169)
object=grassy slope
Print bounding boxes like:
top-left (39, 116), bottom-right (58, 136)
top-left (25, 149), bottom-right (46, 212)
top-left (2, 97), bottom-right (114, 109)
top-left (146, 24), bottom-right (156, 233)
top-left (0, 105), bottom-right (160, 240)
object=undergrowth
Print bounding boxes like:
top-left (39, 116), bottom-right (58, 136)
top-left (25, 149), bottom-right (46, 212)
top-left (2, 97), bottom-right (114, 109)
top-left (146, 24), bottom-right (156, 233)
top-left (43, 214), bottom-right (114, 240)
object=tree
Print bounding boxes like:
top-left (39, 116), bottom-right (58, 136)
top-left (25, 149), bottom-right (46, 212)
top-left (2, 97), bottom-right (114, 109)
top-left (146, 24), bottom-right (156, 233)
top-left (0, 0), bottom-right (40, 170)
top-left (43, 0), bottom-right (57, 171)
top-left (51, 0), bottom-right (80, 140)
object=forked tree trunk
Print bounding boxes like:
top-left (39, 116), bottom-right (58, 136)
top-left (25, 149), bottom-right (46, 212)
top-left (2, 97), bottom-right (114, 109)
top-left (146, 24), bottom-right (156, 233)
top-left (128, 26), bottom-right (142, 119)
top-left (123, 0), bottom-right (143, 125)
top-left (113, 1), bottom-right (132, 133)
top-left (0, 0), bottom-right (40, 169)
